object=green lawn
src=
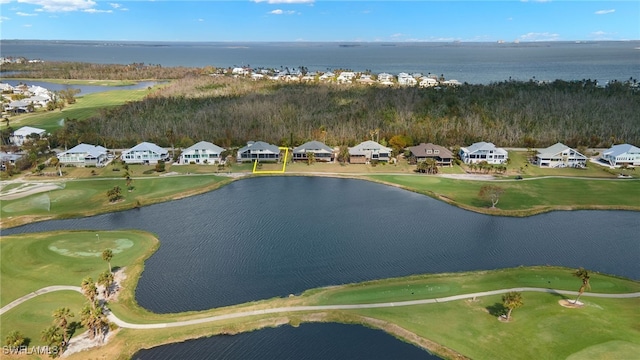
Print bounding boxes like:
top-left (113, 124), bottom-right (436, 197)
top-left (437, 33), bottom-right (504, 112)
top-left (2, 87), bottom-right (156, 133)
top-left (367, 174), bottom-right (640, 213)
top-left (0, 174), bottom-right (232, 228)
top-left (0, 230), bottom-right (158, 347)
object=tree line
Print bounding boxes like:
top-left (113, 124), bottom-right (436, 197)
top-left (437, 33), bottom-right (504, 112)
top-left (45, 75), bottom-right (638, 151)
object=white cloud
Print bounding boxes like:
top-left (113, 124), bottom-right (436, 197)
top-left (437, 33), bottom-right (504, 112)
top-left (269, 9), bottom-right (295, 15)
top-left (0, 16), bottom-right (10, 22)
top-left (518, 32), bottom-right (560, 41)
top-left (16, 0), bottom-right (97, 12)
top-left (595, 9), bottom-right (615, 15)
top-left (16, 11), bottom-right (37, 16)
top-left (109, 2), bottom-right (120, 9)
top-left (83, 8), bottom-right (112, 13)
top-left (253, 0), bottom-right (313, 3)
top-left (590, 30), bottom-right (616, 40)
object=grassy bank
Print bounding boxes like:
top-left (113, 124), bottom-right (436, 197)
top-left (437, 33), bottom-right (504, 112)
top-left (0, 174), bottom-right (233, 228)
top-left (366, 174), bottom-right (640, 215)
top-left (1, 229), bottom-right (638, 359)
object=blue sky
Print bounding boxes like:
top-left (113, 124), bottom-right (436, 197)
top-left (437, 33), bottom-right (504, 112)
top-left (0, 1), bottom-right (638, 42)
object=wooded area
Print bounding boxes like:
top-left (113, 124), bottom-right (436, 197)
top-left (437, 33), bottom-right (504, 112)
top-left (60, 76), bottom-right (638, 150)
top-left (3, 61), bottom-right (638, 150)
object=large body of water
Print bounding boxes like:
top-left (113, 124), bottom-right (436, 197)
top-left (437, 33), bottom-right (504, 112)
top-left (1, 40), bottom-right (638, 85)
top-left (3, 177), bottom-right (639, 358)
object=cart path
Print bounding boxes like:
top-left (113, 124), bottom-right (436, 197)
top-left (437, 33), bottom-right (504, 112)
top-left (3, 286), bottom-right (639, 328)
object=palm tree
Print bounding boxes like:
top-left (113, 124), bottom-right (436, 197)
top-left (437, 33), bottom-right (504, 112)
top-left (98, 270), bottom-right (115, 298)
top-left (52, 307), bottom-right (74, 344)
top-left (80, 303), bottom-right (109, 341)
top-left (5, 330), bottom-right (26, 347)
top-left (573, 267), bottom-right (591, 304)
top-left (41, 325), bottom-right (63, 350)
top-left (338, 145), bottom-right (350, 164)
top-left (502, 291), bottom-right (524, 321)
top-left (102, 249), bottom-right (113, 272)
top-left (81, 276), bottom-right (97, 305)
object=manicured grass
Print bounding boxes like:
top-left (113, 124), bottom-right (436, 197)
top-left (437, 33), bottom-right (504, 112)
top-left (505, 151), bottom-right (615, 178)
top-left (0, 230), bottom-right (157, 307)
top-left (2, 87), bottom-right (155, 132)
top-left (0, 230), bottom-right (157, 347)
top-left (354, 294), bottom-right (640, 360)
top-left (310, 267), bottom-right (640, 306)
top-left (0, 174), bottom-right (232, 228)
top-left (367, 174), bottom-right (640, 214)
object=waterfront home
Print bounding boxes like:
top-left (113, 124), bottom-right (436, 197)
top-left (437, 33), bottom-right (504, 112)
top-left (601, 143), bottom-right (640, 166)
top-left (419, 77), bottom-right (438, 87)
top-left (237, 141), bottom-right (280, 163)
top-left (397, 73), bottom-right (417, 86)
top-left (337, 72), bottom-right (356, 84)
top-left (377, 73), bottom-right (394, 82)
top-left (292, 141), bottom-right (334, 162)
top-left (57, 143), bottom-right (108, 167)
top-left (349, 140), bottom-right (392, 164)
top-left (319, 72), bottom-right (335, 82)
top-left (459, 142), bottom-right (508, 164)
top-left (0, 151), bottom-right (23, 171)
top-left (179, 141), bottom-right (225, 165)
top-left (535, 142), bottom-right (587, 168)
top-left (10, 126), bottom-right (47, 146)
top-left (407, 143), bottom-right (453, 166)
top-left (121, 142), bottom-right (169, 164)
top-left (5, 100), bottom-right (31, 113)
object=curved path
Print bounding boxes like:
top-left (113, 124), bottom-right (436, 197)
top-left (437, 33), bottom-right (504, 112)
top-left (2, 286), bottom-right (639, 329)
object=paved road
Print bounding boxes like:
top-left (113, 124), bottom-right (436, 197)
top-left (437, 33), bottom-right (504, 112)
top-left (3, 286), bottom-right (639, 329)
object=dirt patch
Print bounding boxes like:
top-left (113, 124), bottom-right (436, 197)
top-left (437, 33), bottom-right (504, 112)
top-left (559, 299), bottom-right (584, 308)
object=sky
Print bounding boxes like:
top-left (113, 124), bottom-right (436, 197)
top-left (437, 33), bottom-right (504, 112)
top-left (0, 0), bottom-right (638, 42)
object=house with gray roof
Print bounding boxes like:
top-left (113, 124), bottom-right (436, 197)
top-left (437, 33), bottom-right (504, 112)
top-left (237, 141), bottom-right (280, 163)
top-left (600, 143), bottom-right (640, 167)
top-left (459, 142), bottom-right (508, 165)
top-left (407, 143), bottom-right (453, 166)
top-left (535, 142), bottom-right (587, 168)
top-left (10, 126), bottom-right (47, 146)
top-left (0, 151), bottom-right (23, 171)
top-left (292, 141), bottom-right (334, 162)
top-left (121, 141), bottom-right (169, 164)
top-left (57, 143), bottom-right (108, 167)
top-left (179, 141), bottom-right (225, 165)
top-left (349, 140), bottom-right (392, 164)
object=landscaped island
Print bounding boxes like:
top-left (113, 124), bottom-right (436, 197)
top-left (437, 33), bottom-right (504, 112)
top-left (1, 230), bottom-right (639, 359)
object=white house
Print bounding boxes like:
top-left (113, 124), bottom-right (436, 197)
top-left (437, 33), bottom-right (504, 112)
top-left (337, 72), bottom-right (356, 84)
top-left (419, 77), bottom-right (438, 87)
top-left (121, 142), bottom-right (169, 164)
top-left (237, 141), bottom-right (280, 163)
top-left (349, 140), bottom-right (392, 164)
top-left (179, 141), bottom-right (225, 165)
top-left (535, 142), bottom-right (587, 168)
top-left (292, 140), bottom-right (334, 162)
top-left (57, 143), bottom-right (108, 167)
top-left (459, 142), bottom-right (508, 164)
top-left (397, 73), bottom-right (417, 86)
top-left (10, 126), bottom-right (47, 146)
top-left (601, 144), bottom-right (640, 166)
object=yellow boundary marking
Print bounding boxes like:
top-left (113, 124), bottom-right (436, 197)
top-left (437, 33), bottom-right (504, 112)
top-left (252, 147), bottom-right (289, 174)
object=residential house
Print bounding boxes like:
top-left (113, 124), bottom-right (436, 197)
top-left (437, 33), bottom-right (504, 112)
top-left (601, 144), bottom-right (640, 166)
top-left (397, 73), bottom-right (417, 86)
top-left (292, 141), bottom-right (334, 162)
top-left (318, 72), bottom-right (335, 82)
top-left (337, 71), bottom-right (356, 84)
top-left (377, 73), bottom-right (394, 82)
top-left (10, 126), bottom-right (47, 146)
top-left (419, 77), bottom-right (438, 87)
top-left (0, 151), bottom-right (23, 171)
top-left (179, 141), bottom-right (225, 165)
top-left (535, 142), bottom-right (587, 168)
top-left (349, 140), bottom-right (392, 164)
top-left (407, 143), bottom-right (454, 166)
top-left (237, 141), bottom-right (280, 163)
top-left (459, 142), bottom-right (508, 164)
top-left (121, 141), bottom-right (169, 164)
top-left (57, 143), bottom-right (108, 167)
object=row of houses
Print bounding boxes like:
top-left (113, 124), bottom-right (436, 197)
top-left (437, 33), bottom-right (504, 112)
top-left (1, 82), bottom-right (54, 113)
top-left (232, 68), bottom-right (460, 88)
top-left (3, 126), bottom-right (640, 169)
